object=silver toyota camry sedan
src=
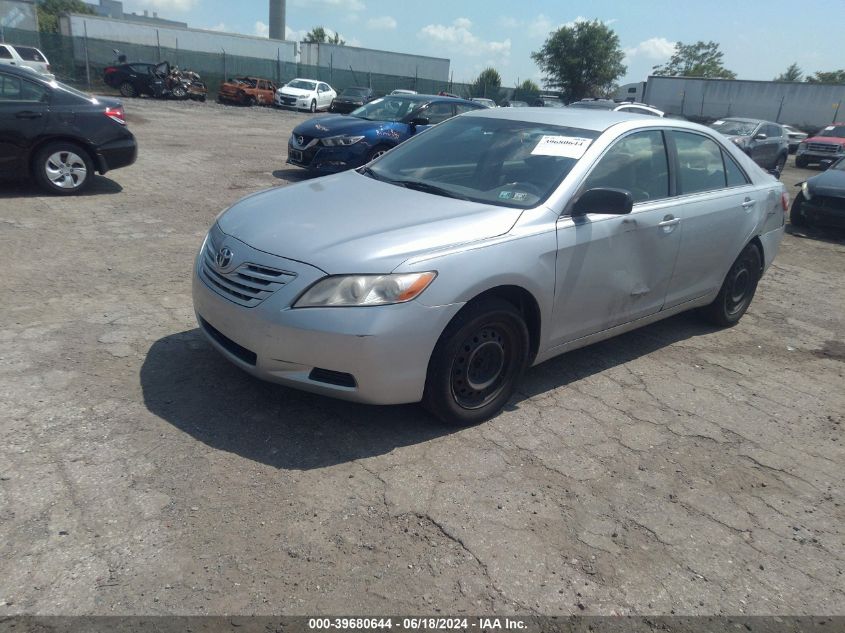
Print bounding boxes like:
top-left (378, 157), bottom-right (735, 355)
top-left (193, 108), bottom-right (787, 425)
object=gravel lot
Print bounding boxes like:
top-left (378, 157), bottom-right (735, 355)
top-left (1, 97), bottom-right (843, 616)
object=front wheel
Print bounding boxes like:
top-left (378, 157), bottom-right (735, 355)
top-left (701, 242), bottom-right (762, 327)
top-left (309, 99), bottom-right (317, 113)
top-left (171, 84), bottom-right (188, 99)
top-left (790, 191), bottom-right (808, 227)
top-left (32, 142), bottom-right (94, 195)
top-left (366, 145), bottom-right (391, 162)
top-left (423, 298), bottom-right (529, 426)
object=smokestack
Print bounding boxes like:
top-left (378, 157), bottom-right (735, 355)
top-left (269, 0), bottom-right (285, 40)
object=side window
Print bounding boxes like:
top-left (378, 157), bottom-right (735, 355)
top-left (455, 103), bottom-right (478, 115)
top-left (319, 83), bottom-right (329, 93)
top-left (0, 74), bottom-right (22, 100)
top-left (766, 124), bottom-right (782, 138)
top-left (582, 130), bottom-right (669, 203)
top-left (130, 64), bottom-right (151, 74)
top-left (673, 131), bottom-right (727, 194)
top-left (723, 150), bottom-right (749, 187)
top-left (0, 46), bottom-right (12, 60)
top-left (422, 102), bottom-right (454, 124)
top-left (12, 46), bottom-right (46, 62)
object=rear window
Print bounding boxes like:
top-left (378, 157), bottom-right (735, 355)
top-left (12, 46), bottom-right (46, 62)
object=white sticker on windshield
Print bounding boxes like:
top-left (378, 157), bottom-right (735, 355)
top-left (531, 135), bottom-right (592, 158)
top-left (824, 126), bottom-right (835, 131)
top-left (713, 120), bottom-right (725, 125)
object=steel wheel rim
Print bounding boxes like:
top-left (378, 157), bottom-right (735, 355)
top-left (725, 253), bottom-right (755, 316)
top-left (450, 325), bottom-right (510, 410)
top-left (45, 151), bottom-right (87, 189)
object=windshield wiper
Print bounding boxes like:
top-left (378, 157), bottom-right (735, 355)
top-left (393, 180), bottom-right (471, 201)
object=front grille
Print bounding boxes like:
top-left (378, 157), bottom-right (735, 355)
top-left (309, 368), bottom-right (357, 388)
top-left (807, 143), bottom-right (841, 154)
top-left (810, 195), bottom-right (845, 212)
top-left (279, 95), bottom-right (297, 106)
top-left (199, 240), bottom-right (297, 307)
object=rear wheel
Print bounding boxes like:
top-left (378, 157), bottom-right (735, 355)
top-left (423, 298), bottom-right (529, 426)
top-left (701, 243), bottom-right (762, 327)
top-left (246, 95), bottom-right (256, 107)
top-left (790, 191), bottom-right (808, 227)
top-left (32, 142), bottom-right (94, 195)
top-left (119, 81), bottom-right (137, 98)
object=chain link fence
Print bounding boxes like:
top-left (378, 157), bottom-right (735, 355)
top-left (0, 27), bottom-right (545, 104)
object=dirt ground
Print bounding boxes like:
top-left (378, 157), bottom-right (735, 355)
top-left (1, 98), bottom-right (843, 617)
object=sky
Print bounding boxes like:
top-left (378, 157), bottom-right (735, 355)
top-left (106, 0), bottom-right (845, 87)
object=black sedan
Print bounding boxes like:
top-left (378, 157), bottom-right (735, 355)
top-left (103, 61), bottom-right (167, 98)
top-left (0, 65), bottom-right (137, 194)
top-left (791, 157), bottom-right (845, 229)
top-left (329, 86), bottom-right (376, 113)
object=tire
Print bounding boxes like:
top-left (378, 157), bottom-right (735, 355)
top-left (796, 156), bottom-right (809, 169)
top-left (774, 153), bottom-right (787, 174)
top-left (32, 142), bottom-right (94, 195)
top-left (171, 85), bottom-right (187, 99)
top-left (246, 96), bottom-right (256, 107)
top-left (790, 191), bottom-right (808, 227)
top-left (423, 298), bottom-right (530, 426)
top-left (310, 99), bottom-right (317, 113)
top-left (366, 145), bottom-right (391, 162)
top-left (701, 242), bottom-right (762, 327)
top-left (119, 81), bottom-right (137, 98)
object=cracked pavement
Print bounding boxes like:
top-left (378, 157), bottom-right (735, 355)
top-left (0, 99), bottom-right (843, 616)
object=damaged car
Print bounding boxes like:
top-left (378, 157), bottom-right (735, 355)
top-left (791, 156), bottom-right (845, 228)
top-left (195, 108), bottom-right (787, 425)
top-left (218, 77), bottom-right (277, 106)
top-left (287, 93), bottom-right (483, 173)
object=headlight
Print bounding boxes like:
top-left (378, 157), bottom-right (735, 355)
top-left (294, 272), bottom-right (437, 308)
top-left (801, 181), bottom-right (812, 200)
top-left (321, 135), bottom-right (365, 147)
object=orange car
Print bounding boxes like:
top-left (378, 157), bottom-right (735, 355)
top-left (217, 77), bottom-right (278, 106)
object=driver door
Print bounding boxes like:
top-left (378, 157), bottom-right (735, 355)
top-left (551, 129), bottom-right (683, 345)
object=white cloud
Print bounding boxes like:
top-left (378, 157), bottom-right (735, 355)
top-left (289, 0), bottom-right (365, 11)
top-left (499, 14), bottom-right (615, 39)
top-left (418, 18), bottom-right (511, 59)
top-left (366, 16), bottom-right (397, 30)
top-left (208, 22), bottom-right (226, 32)
top-left (624, 37), bottom-right (676, 61)
top-left (254, 21), bottom-right (269, 37)
top-left (285, 26), bottom-right (310, 42)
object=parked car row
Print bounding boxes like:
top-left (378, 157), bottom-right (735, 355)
top-left (103, 61), bottom-right (207, 101)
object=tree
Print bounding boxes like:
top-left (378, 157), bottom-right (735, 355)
top-left (774, 63), bottom-right (803, 82)
top-left (303, 26), bottom-right (345, 45)
top-left (530, 20), bottom-right (626, 102)
top-left (37, 0), bottom-right (95, 33)
top-left (471, 67), bottom-right (501, 97)
top-left (806, 69), bottom-right (845, 84)
top-left (517, 79), bottom-right (540, 93)
top-left (652, 41), bottom-right (736, 79)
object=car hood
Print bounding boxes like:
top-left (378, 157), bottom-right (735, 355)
top-left (293, 115), bottom-right (401, 138)
top-left (216, 171), bottom-right (524, 274)
top-left (279, 87), bottom-right (314, 98)
top-left (803, 135), bottom-right (845, 146)
top-left (807, 168), bottom-right (845, 196)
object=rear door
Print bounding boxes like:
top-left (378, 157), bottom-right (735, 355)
top-left (0, 71), bottom-right (50, 173)
top-left (663, 130), bottom-right (760, 307)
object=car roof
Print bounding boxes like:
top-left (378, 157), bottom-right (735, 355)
top-left (461, 106), bottom-right (707, 132)
top-left (0, 63), bottom-right (50, 82)
top-left (719, 117), bottom-right (773, 124)
top-left (383, 93), bottom-right (478, 106)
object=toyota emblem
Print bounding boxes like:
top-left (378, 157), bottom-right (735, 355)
top-left (216, 246), bottom-right (233, 269)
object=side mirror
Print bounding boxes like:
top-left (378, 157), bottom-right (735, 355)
top-left (409, 117), bottom-right (430, 128)
top-left (572, 188), bottom-right (634, 216)
top-left (754, 133), bottom-right (767, 140)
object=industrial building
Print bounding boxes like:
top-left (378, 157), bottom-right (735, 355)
top-left (91, 0), bottom-right (187, 29)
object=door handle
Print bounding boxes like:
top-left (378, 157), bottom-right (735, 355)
top-left (741, 198), bottom-right (756, 209)
top-left (658, 217), bottom-right (680, 227)
top-left (16, 111), bottom-right (43, 119)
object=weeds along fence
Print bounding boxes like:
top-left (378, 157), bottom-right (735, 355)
top-left (1, 27), bottom-right (540, 103)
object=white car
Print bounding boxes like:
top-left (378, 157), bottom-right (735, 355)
top-left (0, 43), bottom-right (54, 80)
top-left (275, 78), bottom-right (336, 112)
top-left (390, 89), bottom-right (417, 95)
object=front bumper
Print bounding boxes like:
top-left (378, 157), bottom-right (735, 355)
top-left (275, 94), bottom-right (310, 109)
top-left (191, 239), bottom-right (461, 405)
top-left (801, 196), bottom-right (845, 228)
top-left (796, 148), bottom-right (845, 164)
top-left (287, 138), bottom-right (370, 173)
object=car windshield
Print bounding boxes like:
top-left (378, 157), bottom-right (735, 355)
top-left (361, 116), bottom-right (600, 208)
top-left (818, 125), bottom-right (845, 138)
top-left (830, 157), bottom-right (845, 171)
top-left (341, 88), bottom-right (368, 97)
top-left (350, 96), bottom-right (419, 122)
top-left (710, 120), bottom-right (757, 136)
top-left (287, 80), bottom-right (316, 91)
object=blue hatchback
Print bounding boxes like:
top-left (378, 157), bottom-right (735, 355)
top-left (286, 94), bottom-right (483, 174)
